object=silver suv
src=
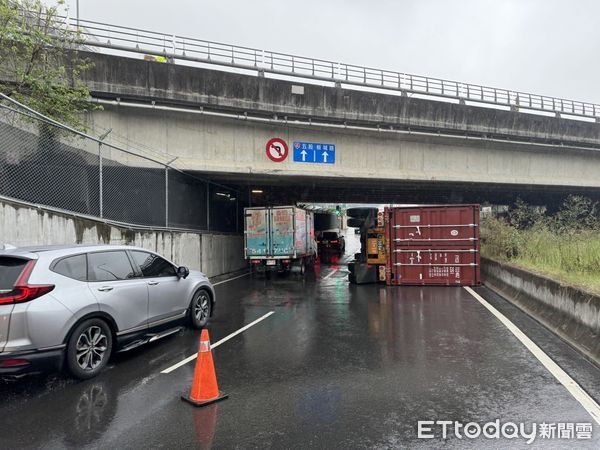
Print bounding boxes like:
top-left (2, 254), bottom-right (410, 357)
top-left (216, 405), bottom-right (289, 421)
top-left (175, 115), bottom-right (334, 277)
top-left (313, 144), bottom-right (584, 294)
top-left (0, 245), bottom-right (215, 379)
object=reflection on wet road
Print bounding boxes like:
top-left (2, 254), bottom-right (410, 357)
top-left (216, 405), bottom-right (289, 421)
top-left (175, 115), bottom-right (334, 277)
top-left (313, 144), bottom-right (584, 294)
top-left (1, 259), bottom-right (599, 448)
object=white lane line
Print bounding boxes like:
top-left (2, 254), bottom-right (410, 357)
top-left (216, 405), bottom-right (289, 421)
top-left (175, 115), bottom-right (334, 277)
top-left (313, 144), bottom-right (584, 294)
top-left (464, 286), bottom-right (600, 425)
top-left (210, 311), bottom-right (275, 349)
top-left (323, 268), bottom-right (339, 280)
top-left (212, 272), bottom-right (250, 286)
top-left (161, 311), bottom-right (275, 374)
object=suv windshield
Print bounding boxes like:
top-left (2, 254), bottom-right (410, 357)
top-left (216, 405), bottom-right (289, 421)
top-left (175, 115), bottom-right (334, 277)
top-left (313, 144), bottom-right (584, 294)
top-left (322, 232), bottom-right (339, 240)
top-left (0, 257), bottom-right (28, 290)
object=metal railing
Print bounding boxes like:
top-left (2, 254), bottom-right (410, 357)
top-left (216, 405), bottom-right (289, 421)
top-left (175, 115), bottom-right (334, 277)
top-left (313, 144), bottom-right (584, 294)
top-left (66, 16), bottom-right (600, 120)
top-left (0, 93), bottom-right (241, 233)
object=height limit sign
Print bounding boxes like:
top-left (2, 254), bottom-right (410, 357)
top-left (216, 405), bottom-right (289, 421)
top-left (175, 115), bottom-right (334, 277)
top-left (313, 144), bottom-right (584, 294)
top-left (293, 141), bottom-right (336, 164)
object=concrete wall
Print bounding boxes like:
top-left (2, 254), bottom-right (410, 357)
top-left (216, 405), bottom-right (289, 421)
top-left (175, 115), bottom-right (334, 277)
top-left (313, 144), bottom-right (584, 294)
top-left (0, 199), bottom-right (245, 278)
top-left (87, 105), bottom-right (600, 189)
top-left (482, 257), bottom-right (600, 365)
top-left (82, 51), bottom-right (600, 147)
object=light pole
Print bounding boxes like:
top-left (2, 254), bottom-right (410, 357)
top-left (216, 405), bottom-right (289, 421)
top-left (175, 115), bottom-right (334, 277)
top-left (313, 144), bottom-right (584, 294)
top-left (76, 0), bottom-right (80, 30)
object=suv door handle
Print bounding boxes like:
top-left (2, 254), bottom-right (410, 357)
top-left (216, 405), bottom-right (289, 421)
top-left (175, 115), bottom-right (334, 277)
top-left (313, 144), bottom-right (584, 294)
top-left (97, 286), bottom-right (113, 292)
top-left (148, 281), bottom-right (159, 286)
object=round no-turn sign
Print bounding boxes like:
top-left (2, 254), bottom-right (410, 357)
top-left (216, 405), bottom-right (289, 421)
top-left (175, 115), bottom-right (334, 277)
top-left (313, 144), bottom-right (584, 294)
top-left (266, 138), bottom-right (288, 162)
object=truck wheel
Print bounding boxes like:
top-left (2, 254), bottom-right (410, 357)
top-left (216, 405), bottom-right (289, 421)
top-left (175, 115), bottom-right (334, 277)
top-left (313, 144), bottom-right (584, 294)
top-left (66, 319), bottom-right (113, 380)
top-left (348, 262), bottom-right (355, 274)
top-left (347, 218), bottom-right (364, 228)
top-left (347, 207), bottom-right (378, 219)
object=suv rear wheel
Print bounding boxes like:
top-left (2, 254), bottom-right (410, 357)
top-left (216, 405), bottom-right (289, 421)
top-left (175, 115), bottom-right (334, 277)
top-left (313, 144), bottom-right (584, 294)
top-left (66, 318), bottom-right (113, 380)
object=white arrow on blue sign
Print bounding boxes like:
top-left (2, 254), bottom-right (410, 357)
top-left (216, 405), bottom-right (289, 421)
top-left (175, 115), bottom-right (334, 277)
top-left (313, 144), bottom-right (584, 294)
top-left (292, 141), bottom-right (336, 164)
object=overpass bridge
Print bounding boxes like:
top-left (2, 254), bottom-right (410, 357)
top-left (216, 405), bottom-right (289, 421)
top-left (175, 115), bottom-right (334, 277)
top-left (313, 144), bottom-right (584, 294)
top-left (60, 17), bottom-right (600, 206)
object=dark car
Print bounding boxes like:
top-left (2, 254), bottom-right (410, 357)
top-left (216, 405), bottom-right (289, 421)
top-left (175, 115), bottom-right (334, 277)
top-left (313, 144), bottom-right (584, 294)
top-left (318, 231), bottom-right (346, 255)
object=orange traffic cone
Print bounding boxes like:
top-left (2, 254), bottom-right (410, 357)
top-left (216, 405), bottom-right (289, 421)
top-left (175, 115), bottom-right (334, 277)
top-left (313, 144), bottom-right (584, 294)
top-left (181, 329), bottom-right (228, 407)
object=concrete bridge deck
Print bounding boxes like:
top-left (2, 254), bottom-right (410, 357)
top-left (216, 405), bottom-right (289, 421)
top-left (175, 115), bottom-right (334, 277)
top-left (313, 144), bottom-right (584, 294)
top-left (78, 51), bottom-right (600, 204)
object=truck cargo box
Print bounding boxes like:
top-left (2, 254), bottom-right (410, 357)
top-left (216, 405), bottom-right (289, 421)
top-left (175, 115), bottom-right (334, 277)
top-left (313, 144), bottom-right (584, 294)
top-left (244, 206), bottom-right (315, 260)
top-left (245, 208), bottom-right (270, 257)
top-left (385, 205), bottom-right (480, 286)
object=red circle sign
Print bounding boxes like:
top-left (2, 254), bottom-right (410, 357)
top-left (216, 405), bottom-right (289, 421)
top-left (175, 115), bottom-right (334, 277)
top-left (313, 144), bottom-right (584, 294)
top-left (265, 138), bottom-right (289, 162)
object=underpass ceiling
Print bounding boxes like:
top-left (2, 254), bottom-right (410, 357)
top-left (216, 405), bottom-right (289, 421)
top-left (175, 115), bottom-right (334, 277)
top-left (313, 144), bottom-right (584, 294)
top-left (195, 172), bottom-right (600, 209)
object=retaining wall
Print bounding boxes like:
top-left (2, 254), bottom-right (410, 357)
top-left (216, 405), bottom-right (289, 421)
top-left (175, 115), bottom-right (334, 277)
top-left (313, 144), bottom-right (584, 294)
top-left (482, 257), bottom-right (600, 365)
top-left (0, 198), bottom-right (245, 278)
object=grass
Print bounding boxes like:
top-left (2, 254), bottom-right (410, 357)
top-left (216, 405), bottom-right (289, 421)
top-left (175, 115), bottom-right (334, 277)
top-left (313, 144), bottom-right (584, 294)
top-left (481, 218), bottom-right (600, 295)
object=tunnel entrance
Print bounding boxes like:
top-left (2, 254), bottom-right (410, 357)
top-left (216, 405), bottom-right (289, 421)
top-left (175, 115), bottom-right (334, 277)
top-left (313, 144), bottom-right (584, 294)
top-left (197, 171), bottom-right (600, 285)
top-left (197, 171), bottom-right (600, 212)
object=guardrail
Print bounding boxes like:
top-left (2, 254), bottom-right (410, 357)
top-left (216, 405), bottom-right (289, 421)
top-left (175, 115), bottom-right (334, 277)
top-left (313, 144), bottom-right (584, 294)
top-left (65, 16), bottom-right (600, 121)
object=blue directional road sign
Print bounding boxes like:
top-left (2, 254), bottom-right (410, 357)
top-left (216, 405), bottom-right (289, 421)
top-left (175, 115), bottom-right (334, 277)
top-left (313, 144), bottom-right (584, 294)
top-left (292, 141), bottom-right (336, 164)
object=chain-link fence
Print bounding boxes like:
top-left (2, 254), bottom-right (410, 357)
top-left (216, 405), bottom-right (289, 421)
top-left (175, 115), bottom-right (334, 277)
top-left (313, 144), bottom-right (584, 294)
top-left (0, 94), bottom-right (242, 233)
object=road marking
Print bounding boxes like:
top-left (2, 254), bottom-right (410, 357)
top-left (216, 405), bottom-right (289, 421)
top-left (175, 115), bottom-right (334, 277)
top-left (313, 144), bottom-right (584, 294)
top-left (210, 311), bottom-right (275, 349)
top-left (464, 286), bottom-right (600, 425)
top-left (212, 272), bottom-right (250, 286)
top-left (323, 268), bottom-right (339, 280)
top-left (161, 311), bottom-right (275, 374)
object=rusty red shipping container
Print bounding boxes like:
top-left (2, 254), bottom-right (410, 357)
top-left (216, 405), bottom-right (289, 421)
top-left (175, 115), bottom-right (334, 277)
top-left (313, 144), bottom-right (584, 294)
top-left (385, 205), bottom-right (480, 286)
top-left (386, 205), bottom-right (480, 246)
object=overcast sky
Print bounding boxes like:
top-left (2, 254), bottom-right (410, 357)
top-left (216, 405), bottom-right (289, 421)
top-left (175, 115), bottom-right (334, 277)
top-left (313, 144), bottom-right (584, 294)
top-left (56, 0), bottom-right (600, 103)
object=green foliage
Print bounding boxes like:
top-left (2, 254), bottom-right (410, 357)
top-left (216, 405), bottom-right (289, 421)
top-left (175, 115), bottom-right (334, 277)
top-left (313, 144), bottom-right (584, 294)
top-left (551, 195), bottom-right (599, 233)
top-left (482, 196), bottom-right (600, 293)
top-left (481, 216), bottom-right (523, 259)
top-left (0, 0), bottom-right (97, 128)
top-left (507, 197), bottom-right (546, 230)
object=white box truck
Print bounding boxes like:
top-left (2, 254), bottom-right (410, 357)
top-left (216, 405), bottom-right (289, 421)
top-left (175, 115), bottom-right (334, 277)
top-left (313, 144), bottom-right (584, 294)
top-left (244, 206), bottom-right (316, 275)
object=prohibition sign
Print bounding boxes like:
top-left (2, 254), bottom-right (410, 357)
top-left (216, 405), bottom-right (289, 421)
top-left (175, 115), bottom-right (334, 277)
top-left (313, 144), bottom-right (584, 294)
top-left (266, 138), bottom-right (289, 162)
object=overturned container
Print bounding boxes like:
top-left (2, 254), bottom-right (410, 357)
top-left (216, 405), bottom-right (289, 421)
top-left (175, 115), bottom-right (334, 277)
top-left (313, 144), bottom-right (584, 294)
top-left (384, 205), bottom-right (480, 286)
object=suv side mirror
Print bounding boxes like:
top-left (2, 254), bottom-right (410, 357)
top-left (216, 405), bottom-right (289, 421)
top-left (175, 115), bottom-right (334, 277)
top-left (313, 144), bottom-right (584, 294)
top-left (177, 266), bottom-right (190, 279)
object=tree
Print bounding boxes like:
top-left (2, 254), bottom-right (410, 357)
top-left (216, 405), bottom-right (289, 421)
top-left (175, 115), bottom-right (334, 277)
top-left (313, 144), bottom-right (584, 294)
top-left (0, 0), bottom-right (96, 128)
top-left (508, 197), bottom-right (546, 230)
top-left (552, 195), bottom-right (599, 233)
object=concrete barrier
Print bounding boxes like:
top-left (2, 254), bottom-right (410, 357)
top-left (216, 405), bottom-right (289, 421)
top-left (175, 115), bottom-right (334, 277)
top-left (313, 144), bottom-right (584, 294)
top-left (0, 198), bottom-right (245, 278)
top-left (482, 257), bottom-right (600, 366)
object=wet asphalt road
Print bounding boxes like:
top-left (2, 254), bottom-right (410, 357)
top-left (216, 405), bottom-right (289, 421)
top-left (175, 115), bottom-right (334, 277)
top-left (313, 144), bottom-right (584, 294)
top-left (1, 253), bottom-right (599, 448)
